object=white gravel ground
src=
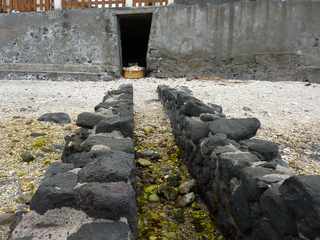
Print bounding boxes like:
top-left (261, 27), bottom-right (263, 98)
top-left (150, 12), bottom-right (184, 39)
top-left (1, 78), bottom-right (319, 129)
top-left (0, 78), bottom-right (320, 173)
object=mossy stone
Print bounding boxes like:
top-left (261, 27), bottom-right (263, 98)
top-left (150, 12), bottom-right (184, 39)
top-left (20, 151), bottom-right (35, 162)
top-left (148, 193), bottom-right (160, 202)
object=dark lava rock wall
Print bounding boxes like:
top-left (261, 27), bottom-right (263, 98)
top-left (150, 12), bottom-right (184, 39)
top-left (10, 84), bottom-right (136, 240)
top-left (158, 85), bottom-right (320, 240)
top-left (149, 0), bottom-right (320, 82)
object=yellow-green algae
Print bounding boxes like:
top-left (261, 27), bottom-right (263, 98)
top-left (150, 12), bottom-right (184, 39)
top-left (135, 108), bottom-right (223, 240)
top-left (0, 117), bottom-right (76, 213)
top-left (31, 137), bottom-right (47, 150)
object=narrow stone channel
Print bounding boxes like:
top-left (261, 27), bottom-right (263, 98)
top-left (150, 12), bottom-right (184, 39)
top-left (134, 98), bottom-right (223, 239)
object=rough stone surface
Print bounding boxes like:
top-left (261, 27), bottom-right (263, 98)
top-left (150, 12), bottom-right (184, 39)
top-left (279, 175), bottom-right (320, 240)
top-left (80, 134), bottom-right (134, 153)
top-left (158, 85), bottom-right (320, 240)
top-left (178, 179), bottom-right (196, 194)
top-left (180, 99), bottom-right (222, 117)
top-left (76, 182), bottom-right (136, 230)
top-left (176, 192), bottom-right (195, 207)
top-left (183, 116), bottom-right (209, 143)
top-left (11, 85), bottom-right (137, 239)
top-left (240, 138), bottom-right (279, 161)
top-left (78, 151), bottom-right (135, 183)
top-left (136, 149), bottom-right (160, 160)
top-left (200, 113), bottom-right (225, 122)
top-left (30, 172), bottom-right (78, 214)
top-left (9, 208), bottom-right (106, 240)
top-left (38, 112), bottom-right (71, 124)
top-left (260, 185), bottom-right (297, 237)
top-left (76, 112), bottom-right (115, 129)
top-left (95, 117), bottom-right (134, 138)
top-left (67, 222), bottom-right (132, 240)
top-left (44, 162), bottom-right (75, 178)
top-left (209, 118), bottom-right (261, 141)
top-left (20, 151), bottom-right (35, 162)
top-left (0, 213), bottom-right (15, 226)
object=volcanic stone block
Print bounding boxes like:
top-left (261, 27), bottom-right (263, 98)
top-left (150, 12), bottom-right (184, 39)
top-left (62, 151), bottom-right (95, 167)
top-left (250, 219), bottom-right (283, 240)
top-left (76, 182), bottom-right (137, 231)
top-left (67, 222), bottom-right (132, 240)
top-left (44, 162), bottom-right (75, 178)
top-left (200, 133), bottom-right (229, 155)
top-left (260, 184), bottom-right (297, 236)
top-left (62, 128), bottom-right (90, 160)
top-left (38, 112), bottom-right (71, 124)
top-left (240, 138), bottom-right (279, 161)
top-left (209, 118), bottom-right (261, 141)
top-left (78, 151), bottom-right (135, 183)
top-left (230, 185), bottom-right (253, 233)
top-left (9, 208), bottom-right (100, 240)
top-left (30, 172), bottom-right (78, 214)
top-left (76, 111), bottom-right (116, 129)
top-left (94, 101), bottom-right (133, 116)
top-left (200, 113), bottom-right (226, 122)
top-left (279, 175), bottom-right (320, 239)
top-left (218, 152), bottom-right (260, 181)
top-left (237, 167), bottom-right (277, 201)
top-left (62, 145), bottom-right (114, 168)
top-left (180, 99), bottom-right (223, 117)
top-left (95, 116), bottom-right (134, 138)
top-left (103, 84), bottom-right (133, 102)
top-left (182, 116), bottom-right (209, 143)
top-left (80, 133), bottom-right (134, 153)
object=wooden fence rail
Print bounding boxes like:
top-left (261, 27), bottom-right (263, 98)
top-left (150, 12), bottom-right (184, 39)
top-left (0, 0), bottom-right (169, 12)
top-left (0, 0), bottom-right (53, 12)
top-left (62, 0), bottom-right (126, 9)
top-left (133, 0), bottom-right (167, 7)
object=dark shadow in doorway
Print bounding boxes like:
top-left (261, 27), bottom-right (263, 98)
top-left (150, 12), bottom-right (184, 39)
top-left (118, 13), bottom-right (153, 69)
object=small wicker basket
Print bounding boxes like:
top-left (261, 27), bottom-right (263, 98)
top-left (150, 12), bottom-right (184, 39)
top-left (123, 67), bottom-right (145, 79)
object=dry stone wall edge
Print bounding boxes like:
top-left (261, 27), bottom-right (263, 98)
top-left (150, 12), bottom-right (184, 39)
top-left (158, 85), bottom-right (320, 240)
top-left (9, 84), bottom-right (137, 240)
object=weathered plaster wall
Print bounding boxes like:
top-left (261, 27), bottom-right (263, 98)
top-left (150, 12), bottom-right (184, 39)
top-left (0, 9), bottom-right (120, 80)
top-left (1, 1), bottom-right (320, 81)
top-left (148, 0), bottom-right (320, 82)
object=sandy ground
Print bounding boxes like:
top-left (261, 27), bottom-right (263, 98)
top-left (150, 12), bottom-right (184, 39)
top-left (1, 78), bottom-right (319, 128)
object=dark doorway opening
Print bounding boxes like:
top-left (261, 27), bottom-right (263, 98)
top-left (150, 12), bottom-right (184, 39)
top-left (118, 13), bottom-right (153, 69)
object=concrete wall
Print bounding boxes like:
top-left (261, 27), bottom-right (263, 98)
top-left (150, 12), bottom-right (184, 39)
top-left (0, 9), bottom-right (120, 80)
top-left (0, 1), bottom-right (320, 81)
top-left (148, 0), bottom-right (320, 82)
